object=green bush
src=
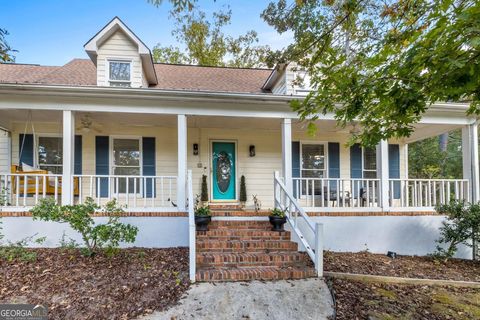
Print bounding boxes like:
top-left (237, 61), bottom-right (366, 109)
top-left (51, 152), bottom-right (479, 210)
top-left (240, 175), bottom-right (247, 203)
top-left (270, 208), bottom-right (286, 218)
top-left (201, 175), bottom-right (209, 202)
top-left (434, 200), bottom-right (480, 261)
top-left (195, 206), bottom-right (211, 217)
top-left (30, 197), bottom-right (138, 257)
top-left (0, 235), bottom-right (45, 262)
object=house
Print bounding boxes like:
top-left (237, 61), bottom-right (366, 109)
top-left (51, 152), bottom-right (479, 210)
top-left (0, 17), bottom-right (477, 281)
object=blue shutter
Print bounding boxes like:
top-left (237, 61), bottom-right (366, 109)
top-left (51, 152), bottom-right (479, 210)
top-left (389, 144), bottom-right (401, 199)
top-left (19, 134), bottom-right (34, 166)
top-left (328, 142), bottom-right (340, 191)
top-left (142, 137), bottom-right (156, 198)
top-left (95, 136), bottom-right (109, 197)
top-left (74, 135), bottom-right (82, 175)
top-left (292, 141), bottom-right (300, 197)
top-left (350, 144), bottom-right (363, 196)
top-left (350, 144), bottom-right (363, 178)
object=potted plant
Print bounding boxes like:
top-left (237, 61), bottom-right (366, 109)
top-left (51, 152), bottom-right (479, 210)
top-left (239, 175), bottom-right (247, 208)
top-left (195, 205), bottom-right (211, 231)
top-left (269, 208), bottom-right (287, 232)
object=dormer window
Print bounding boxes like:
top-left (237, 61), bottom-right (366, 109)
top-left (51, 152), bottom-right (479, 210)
top-left (109, 60), bottom-right (131, 87)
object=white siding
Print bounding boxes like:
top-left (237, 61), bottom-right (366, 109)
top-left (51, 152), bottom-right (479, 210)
top-left (0, 129), bottom-right (10, 173)
top-left (96, 30), bottom-right (145, 88)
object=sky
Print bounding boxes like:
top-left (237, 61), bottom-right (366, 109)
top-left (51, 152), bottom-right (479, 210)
top-left (0, 0), bottom-right (293, 66)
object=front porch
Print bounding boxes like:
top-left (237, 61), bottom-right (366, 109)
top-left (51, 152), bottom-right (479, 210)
top-left (0, 108), bottom-right (478, 214)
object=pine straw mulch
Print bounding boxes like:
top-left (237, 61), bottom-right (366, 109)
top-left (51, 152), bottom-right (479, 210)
top-left (328, 277), bottom-right (480, 320)
top-left (0, 248), bottom-right (190, 320)
top-left (324, 251), bottom-right (480, 282)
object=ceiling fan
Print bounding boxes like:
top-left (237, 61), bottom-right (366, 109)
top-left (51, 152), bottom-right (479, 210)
top-left (76, 114), bottom-right (103, 133)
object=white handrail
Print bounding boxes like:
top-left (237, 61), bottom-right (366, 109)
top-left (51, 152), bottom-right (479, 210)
top-left (389, 178), bottom-right (469, 208)
top-left (274, 171), bottom-right (323, 277)
top-left (187, 170), bottom-right (196, 282)
top-left (292, 177), bottom-right (380, 208)
top-left (72, 174), bottom-right (177, 209)
top-left (0, 173), bottom-right (62, 207)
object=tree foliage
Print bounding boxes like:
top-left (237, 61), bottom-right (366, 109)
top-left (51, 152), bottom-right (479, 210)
top-left (31, 198), bottom-right (138, 256)
top-left (434, 200), bottom-right (480, 261)
top-left (152, 6), bottom-right (270, 67)
top-left (408, 130), bottom-right (462, 179)
top-left (0, 28), bottom-right (15, 62)
top-left (262, 0), bottom-right (480, 146)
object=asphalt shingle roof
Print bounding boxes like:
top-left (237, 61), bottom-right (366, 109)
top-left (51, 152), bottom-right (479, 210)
top-left (0, 59), bottom-right (273, 94)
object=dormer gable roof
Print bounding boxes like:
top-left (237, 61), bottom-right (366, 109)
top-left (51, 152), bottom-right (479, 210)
top-left (84, 16), bottom-right (157, 85)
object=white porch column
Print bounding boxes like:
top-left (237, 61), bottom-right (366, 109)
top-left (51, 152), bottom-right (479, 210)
top-left (376, 139), bottom-right (389, 211)
top-left (61, 110), bottom-right (75, 205)
top-left (462, 121), bottom-right (480, 203)
top-left (282, 118), bottom-right (293, 194)
top-left (177, 114), bottom-right (187, 211)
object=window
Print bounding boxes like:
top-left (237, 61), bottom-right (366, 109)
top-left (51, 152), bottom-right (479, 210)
top-left (109, 61), bottom-right (131, 87)
top-left (301, 143), bottom-right (326, 195)
top-left (38, 136), bottom-right (63, 174)
top-left (112, 138), bottom-right (141, 193)
top-left (301, 143), bottom-right (326, 178)
top-left (363, 147), bottom-right (377, 178)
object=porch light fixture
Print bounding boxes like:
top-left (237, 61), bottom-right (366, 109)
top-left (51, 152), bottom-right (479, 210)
top-left (193, 143), bottom-right (199, 156)
top-left (249, 145), bottom-right (255, 157)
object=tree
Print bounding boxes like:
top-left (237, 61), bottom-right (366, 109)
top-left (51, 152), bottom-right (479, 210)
top-left (152, 6), bottom-right (271, 67)
top-left (262, 0), bottom-right (480, 147)
top-left (408, 130), bottom-right (462, 179)
top-left (0, 28), bottom-right (15, 62)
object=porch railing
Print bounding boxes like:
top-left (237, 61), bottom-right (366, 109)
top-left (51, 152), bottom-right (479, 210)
top-left (389, 179), bottom-right (470, 208)
top-left (0, 173), bottom-right (62, 207)
top-left (187, 170), bottom-right (196, 282)
top-left (73, 174), bottom-right (178, 210)
top-left (292, 177), bottom-right (381, 209)
top-left (275, 172), bottom-right (323, 276)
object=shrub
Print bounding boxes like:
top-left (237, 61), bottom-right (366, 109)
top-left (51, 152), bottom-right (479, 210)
top-left (0, 235), bottom-right (45, 262)
top-left (240, 175), bottom-right (247, 203)
top-left (201, 175), bottom-right (209, 202)
top-left (30, 197), bottom-right (138, 257)
top-left (270, 208), bottom-right (286, 218)
top-left (195, 206), bottom-right (211, 217)
top-left (434, 200), bottom-right (480, 261)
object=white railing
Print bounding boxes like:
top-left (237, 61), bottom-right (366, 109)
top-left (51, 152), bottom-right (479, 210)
top-left (292, 177), bottom-right (381, 209)
top-left (389, 179), bottom-right (470, 208)
top-left (187, 170), bottom-right (195, 282)
top-left (0, 173), bottom-right (63, 207)
top-left (274, 172), bottom-right (323, 277)
top-left (73, 174), bottom-right (178, 210)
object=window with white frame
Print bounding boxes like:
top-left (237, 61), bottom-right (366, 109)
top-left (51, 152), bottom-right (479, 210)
top-left (112, 138), bottom-right (141, 193)
top-left (38, 136), bottom-right (63, 174)
top-left (363, 147), bottom-right (377, 178)
top-left (301, 143), bottom-right (326, 178)
top-left (109, 60), bottom-right (131, 87)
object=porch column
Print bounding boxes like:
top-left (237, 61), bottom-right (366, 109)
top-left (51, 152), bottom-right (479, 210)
top-left (61, 110), bottom-right (75, 205)
top-left (376, 139), bottom-right (389, 211)
top-left (177, 114), bottom-right (187, 211)
top-left (282, 118), bottom-right (293, 194)
top-left (462, 121), bottom-right (480, 203)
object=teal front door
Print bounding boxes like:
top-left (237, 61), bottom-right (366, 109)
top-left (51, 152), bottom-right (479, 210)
top-left (212, 142), bottom-right (236, 200)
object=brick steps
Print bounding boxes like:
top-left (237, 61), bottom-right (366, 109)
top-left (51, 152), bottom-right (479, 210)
top-left (197, 229), bottom-right (291, 241)
top-left (196, 239), bottom-right (298, 252)
top-left (210, 210), bottom-right (271, 217)
top-left (196, 266), bottom-right (316, 282)
top-left (196, 219), bottom-right (316, 282)
top-left (197, 252), bottom-right (311, 268)
top-left (208, 220), bottom-right (272, 230)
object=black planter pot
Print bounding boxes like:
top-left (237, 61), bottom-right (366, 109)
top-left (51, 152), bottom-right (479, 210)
top-left (195, 215), bottom-right (212, 231)
top-left (269, 215), bottom-right (287, 232)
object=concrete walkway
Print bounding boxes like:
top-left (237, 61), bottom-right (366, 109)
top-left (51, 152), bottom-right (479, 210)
top-left (141, 278), bottom-right (334, 320)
